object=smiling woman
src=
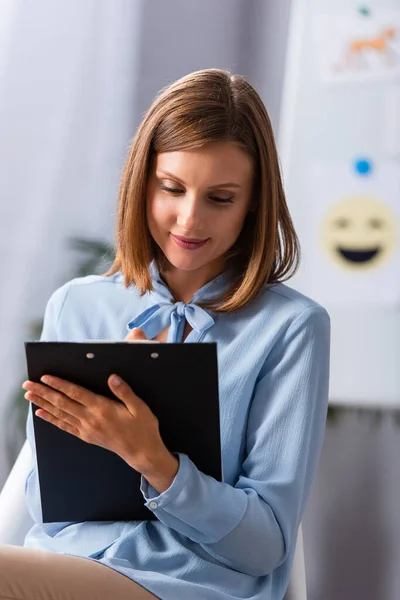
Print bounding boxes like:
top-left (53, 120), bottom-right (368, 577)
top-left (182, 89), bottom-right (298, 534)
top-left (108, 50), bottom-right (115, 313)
top-left (2, 69), bottom-right (331, 600)
top-left (106, 68), bottom-right (300, 313)
top-left (145, 142), bottom-right (254, 303)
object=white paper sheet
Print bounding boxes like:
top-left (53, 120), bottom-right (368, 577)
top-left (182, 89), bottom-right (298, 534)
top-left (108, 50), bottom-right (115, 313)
top-left (313, 9), bottom-right (400, 84)
top-left (301, 161), bottom-right (400, 306)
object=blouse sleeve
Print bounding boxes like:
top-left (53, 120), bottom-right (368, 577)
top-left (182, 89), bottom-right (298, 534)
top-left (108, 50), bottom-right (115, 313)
top-left (141, 306), bottom-right (330, 577)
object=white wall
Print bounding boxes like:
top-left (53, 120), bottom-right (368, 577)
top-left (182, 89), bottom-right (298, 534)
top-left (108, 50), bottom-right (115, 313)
top-left (0, 0), bottom-right (143, 472)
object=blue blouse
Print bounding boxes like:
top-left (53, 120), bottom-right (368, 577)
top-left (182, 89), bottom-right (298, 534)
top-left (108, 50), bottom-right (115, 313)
top-left (24, 262), bottom-right (330, 600)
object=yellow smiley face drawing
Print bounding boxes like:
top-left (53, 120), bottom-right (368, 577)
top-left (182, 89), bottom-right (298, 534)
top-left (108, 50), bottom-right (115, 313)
top-left (320, 196), bottom-right (399, 271)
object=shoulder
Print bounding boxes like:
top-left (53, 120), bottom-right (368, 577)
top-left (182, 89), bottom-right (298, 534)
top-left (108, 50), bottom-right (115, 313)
top-left (265, 282), bottom-right (330, 325)
top-left (46, 272), bottom-right (119, 303)
top-left (236, 281), bottom-right (330, 347)
top-left (242, 280), bottom-right (330, 324)
top-left (250, 284), bottom-right (331, 376)
top-left (42, 272), bottom-right (145, 340)
top-left (261, 284), bottom-right (331, 357)
top-left (45, 272), bottom-right (139, 318)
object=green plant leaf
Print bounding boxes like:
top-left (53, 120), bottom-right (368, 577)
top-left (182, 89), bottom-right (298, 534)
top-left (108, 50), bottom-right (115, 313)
top-left (6, 236), bottom-right (115, 464)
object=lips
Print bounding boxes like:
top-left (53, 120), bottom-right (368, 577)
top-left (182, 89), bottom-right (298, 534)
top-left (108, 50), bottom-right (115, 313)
top-left (337, 247), bottom-right (381, 263)
top-left (171, 233), bottom-right (209, 250)
top-left (172, 234), bottom-right (207, 243)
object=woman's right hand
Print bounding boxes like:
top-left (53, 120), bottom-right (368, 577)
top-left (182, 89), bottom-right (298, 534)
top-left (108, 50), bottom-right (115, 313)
top-left (124, 327), bottom-right (149, 341)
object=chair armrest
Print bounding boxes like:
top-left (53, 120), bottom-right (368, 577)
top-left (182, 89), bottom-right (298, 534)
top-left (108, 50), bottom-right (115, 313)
top-left (284, 525), bottom-right (307, 600)
top-left (0, 439), bottom-right (34, 545)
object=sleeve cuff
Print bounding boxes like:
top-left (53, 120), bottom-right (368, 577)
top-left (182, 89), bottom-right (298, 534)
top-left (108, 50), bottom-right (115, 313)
top-left (140, 452), bottom-right (248, 544)
top-left (140, 453), bottom-right (189, 511)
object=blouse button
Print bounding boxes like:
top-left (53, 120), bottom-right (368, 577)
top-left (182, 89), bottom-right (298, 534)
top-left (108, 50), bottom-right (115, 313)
top-left (149, 501), bottom-right (158, 510)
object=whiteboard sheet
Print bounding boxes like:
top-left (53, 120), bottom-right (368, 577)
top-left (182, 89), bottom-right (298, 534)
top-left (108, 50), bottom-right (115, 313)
top-left (313, 8), bottom-right (400, 84)
top-left (302, 161), bottom-right (400, 307)
top-left (279, 0), bottom-right (400, 407)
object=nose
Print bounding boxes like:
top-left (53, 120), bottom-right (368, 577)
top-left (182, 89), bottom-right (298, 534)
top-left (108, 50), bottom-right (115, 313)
top-left (176, 195), bottom-right (204, 232)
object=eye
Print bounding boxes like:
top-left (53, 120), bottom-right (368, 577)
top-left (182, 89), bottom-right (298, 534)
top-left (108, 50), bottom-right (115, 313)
top-left (334, 218), bottom-right (350, 228)
top-left (209, 196), bottom-right (234, 205)
top-left (160, 184), bottom-right (183, 195)
top-left (369, 218), bottom-right (384, 229)
top-left (160, 184), bottom-right (233, 205)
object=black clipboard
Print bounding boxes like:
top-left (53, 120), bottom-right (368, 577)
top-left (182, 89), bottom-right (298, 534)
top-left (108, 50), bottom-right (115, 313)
top-left (24, 341), bottom-right (221, 523)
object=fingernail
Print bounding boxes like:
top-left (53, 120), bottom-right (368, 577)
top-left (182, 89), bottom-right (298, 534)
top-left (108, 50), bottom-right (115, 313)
top-left (111, 375), bottom-right (121, 386)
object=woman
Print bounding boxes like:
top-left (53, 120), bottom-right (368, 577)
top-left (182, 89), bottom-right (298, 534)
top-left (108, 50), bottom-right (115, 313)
top-left (1, 69), bottom-right (330, 600)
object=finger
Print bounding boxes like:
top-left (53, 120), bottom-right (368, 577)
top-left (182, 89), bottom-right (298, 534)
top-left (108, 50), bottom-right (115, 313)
top-left (24, 391), bottom-right (81, 429)
top-left (34, 407), bottom-right (81, 437)
top-left (38, 375), bottom-right (97, 408)
top-left (125, 327), bottom-right (148, 341)
top-left (108, 374), bottom-right (147, 414)
top-left (23, 380), bottom-right (87, 419)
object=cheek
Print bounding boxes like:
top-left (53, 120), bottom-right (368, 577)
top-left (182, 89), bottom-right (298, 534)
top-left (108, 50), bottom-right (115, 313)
top-left (224, 208), bottom-right (251, 238)
top-left (147, 196), bottom-right (174, 228)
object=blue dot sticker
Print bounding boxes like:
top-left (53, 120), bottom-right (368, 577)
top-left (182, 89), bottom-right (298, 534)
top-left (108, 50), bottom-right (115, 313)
top-left (354, 158), bottom-right (373, 176)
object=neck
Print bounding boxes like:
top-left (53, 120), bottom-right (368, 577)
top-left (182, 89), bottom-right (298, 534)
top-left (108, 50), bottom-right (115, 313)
top-left (160, 260), bottom-right (225, 304)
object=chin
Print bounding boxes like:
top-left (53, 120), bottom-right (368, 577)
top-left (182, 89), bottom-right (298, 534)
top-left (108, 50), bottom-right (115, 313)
top-left (165, 255), bottom-right (206, 272)
top-left (161, 247), bottom-right (212, 273)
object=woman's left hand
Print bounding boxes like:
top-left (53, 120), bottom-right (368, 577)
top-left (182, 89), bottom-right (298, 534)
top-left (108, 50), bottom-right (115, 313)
top-left (22, 329), bottom-right (177, 485)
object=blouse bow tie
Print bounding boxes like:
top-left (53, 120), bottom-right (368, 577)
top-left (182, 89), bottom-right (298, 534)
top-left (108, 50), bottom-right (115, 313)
top-left (127, 301), bottom-right (215, 343)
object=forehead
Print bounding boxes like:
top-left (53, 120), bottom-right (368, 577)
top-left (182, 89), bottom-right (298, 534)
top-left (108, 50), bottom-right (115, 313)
top-left (330, 198), bottom-right (393, 219)
top-left (153, 142), bottom-right (253, 185)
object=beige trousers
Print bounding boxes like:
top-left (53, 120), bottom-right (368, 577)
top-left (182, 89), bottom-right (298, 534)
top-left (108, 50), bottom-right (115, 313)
top-left (0, 544), bottom-right (159, 600)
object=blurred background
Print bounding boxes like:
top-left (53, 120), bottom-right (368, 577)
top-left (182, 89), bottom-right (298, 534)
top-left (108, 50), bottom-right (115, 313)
top-left (0, 0), bottom-right (399, 598)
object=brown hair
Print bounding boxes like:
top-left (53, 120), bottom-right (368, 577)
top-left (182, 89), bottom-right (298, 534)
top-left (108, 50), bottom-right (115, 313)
top-left (105, 68), bottom-right (300, 312)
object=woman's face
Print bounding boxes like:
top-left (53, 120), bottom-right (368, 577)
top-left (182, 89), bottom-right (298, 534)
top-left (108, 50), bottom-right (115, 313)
top-left (146, 141), bottom-right (253, 279)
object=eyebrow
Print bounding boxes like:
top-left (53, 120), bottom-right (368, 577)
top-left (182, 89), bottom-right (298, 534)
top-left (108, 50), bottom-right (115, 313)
top-left (157, 170), bottom-right (242, 189)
